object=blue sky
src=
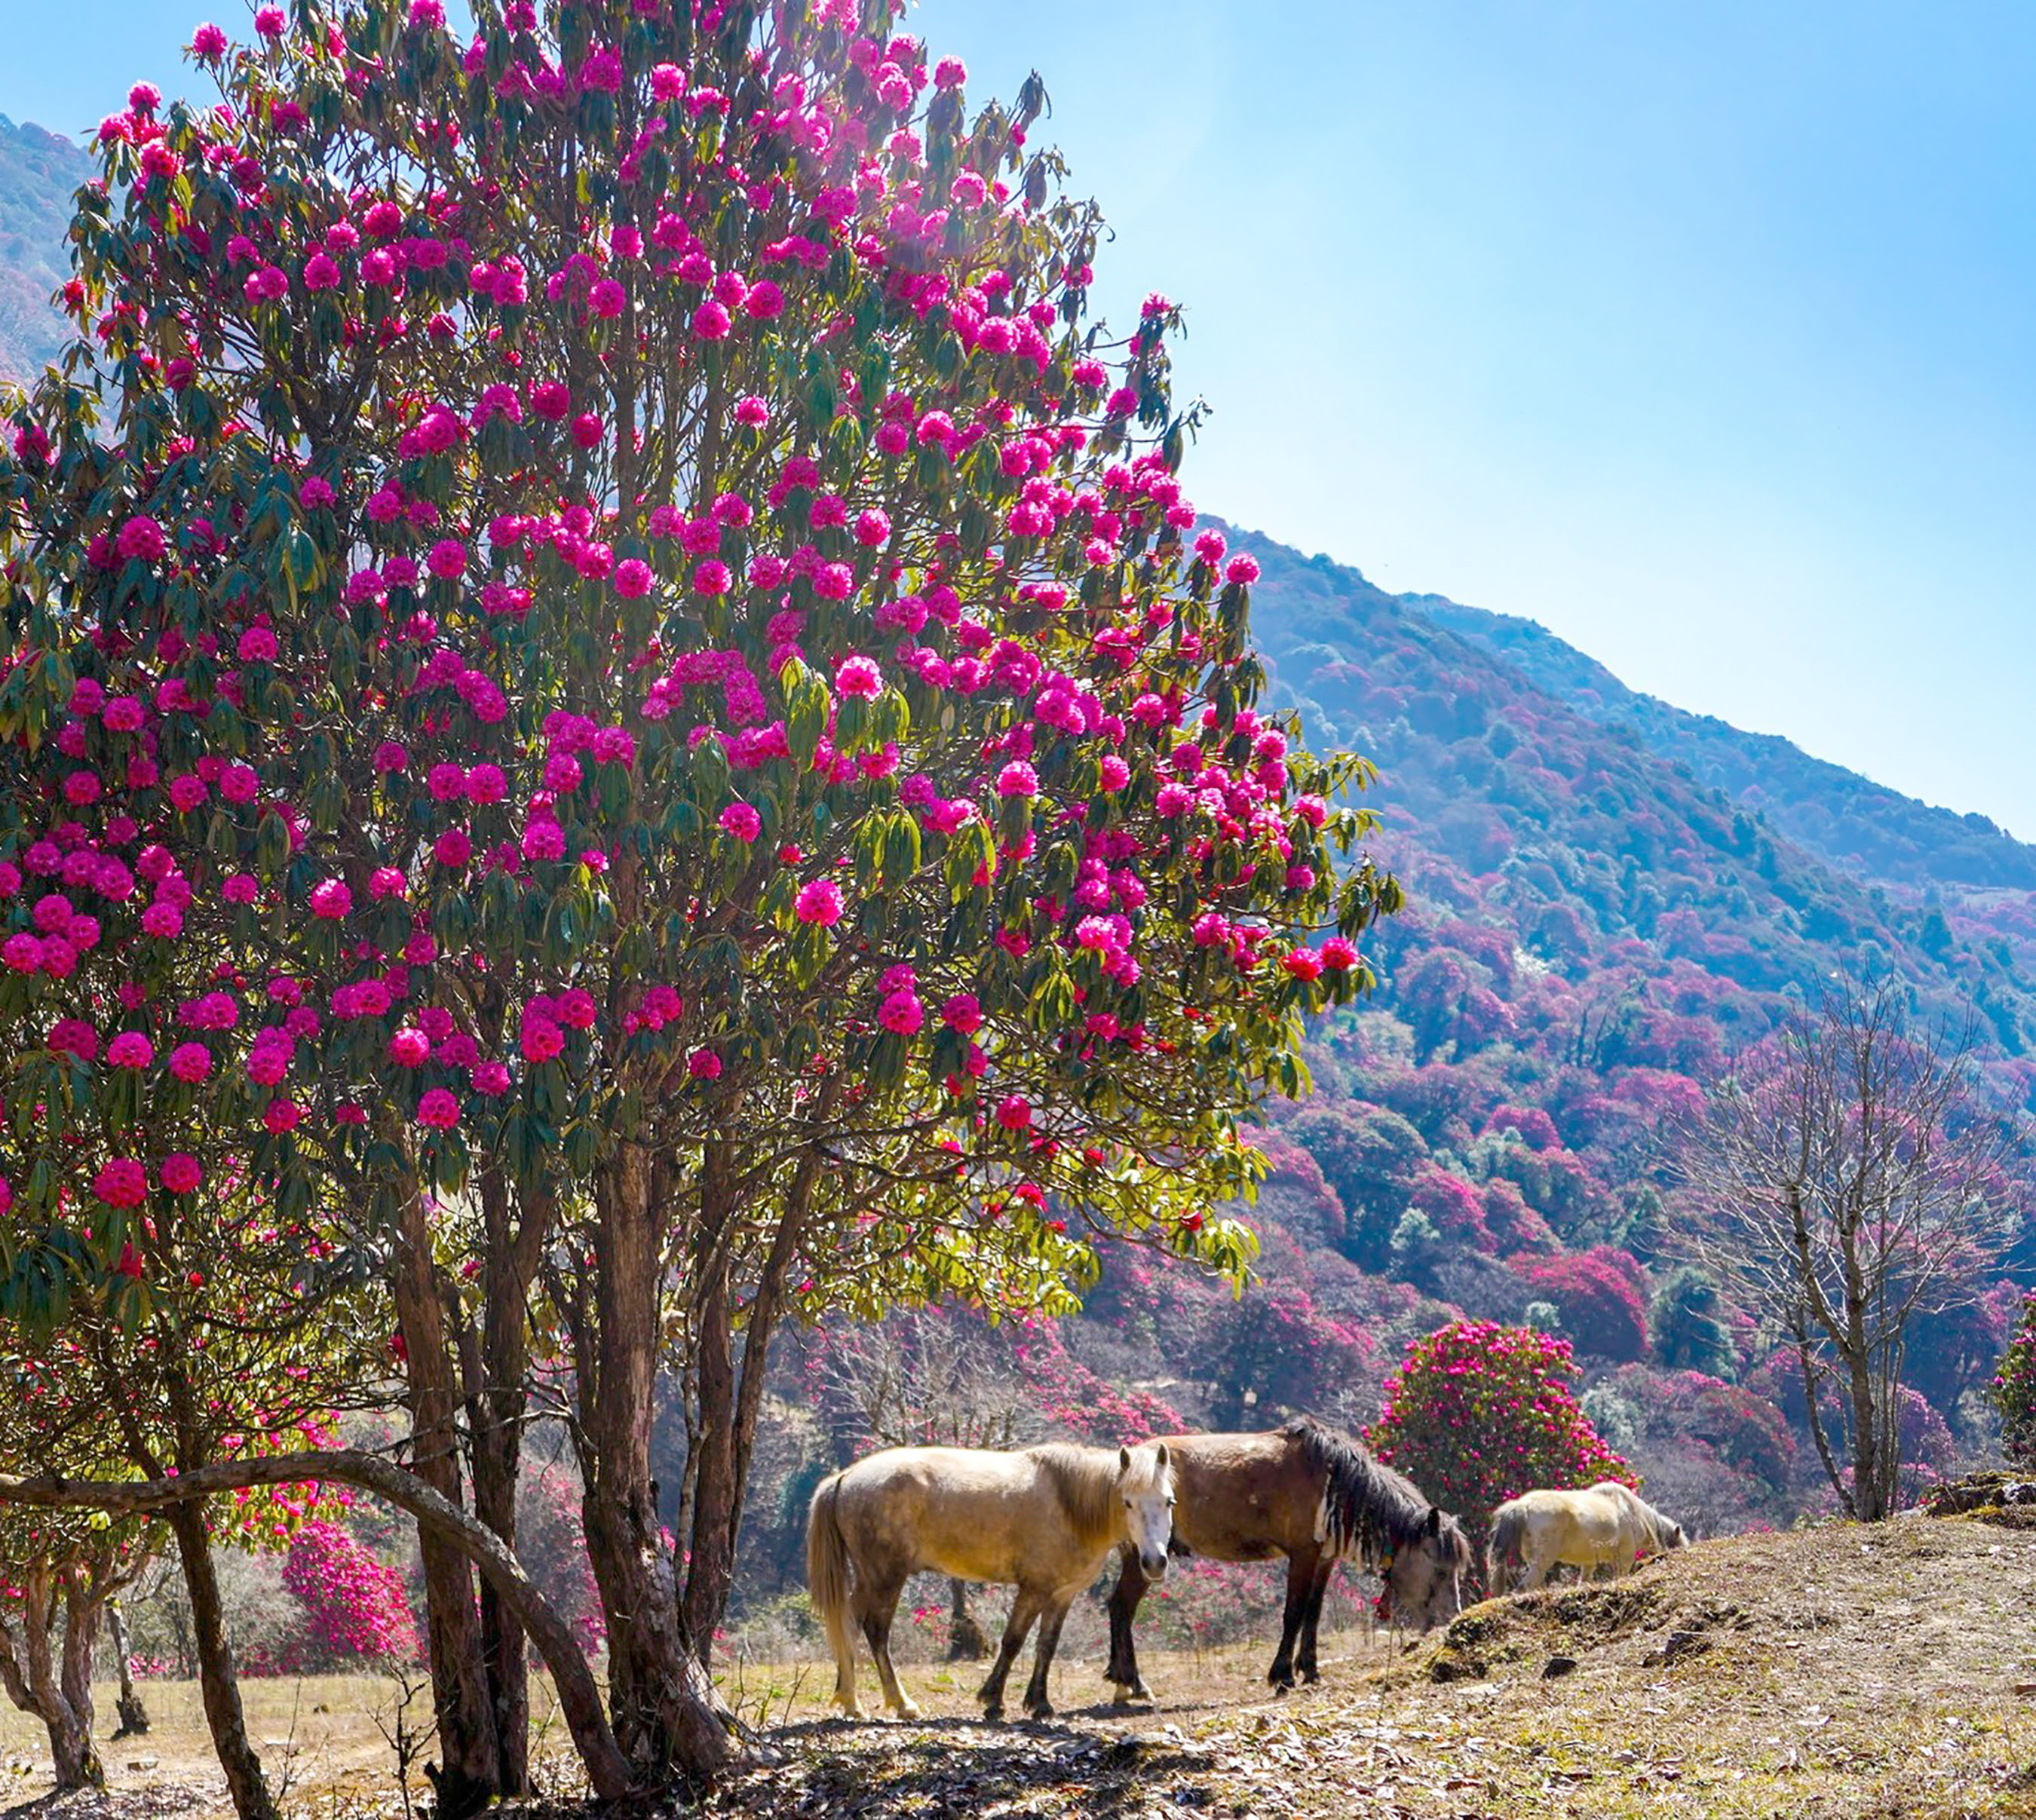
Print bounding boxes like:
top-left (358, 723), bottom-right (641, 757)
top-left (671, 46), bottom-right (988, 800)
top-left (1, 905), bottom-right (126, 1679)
top-left (11, 2), bottom-right (2035, 837)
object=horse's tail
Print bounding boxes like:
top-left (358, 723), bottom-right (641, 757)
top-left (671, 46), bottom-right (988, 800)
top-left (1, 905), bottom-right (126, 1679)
top-left (1487, 1503), bottom-right (1525, 1592)
top-left (807, 1472), bottom-right (855, 1694)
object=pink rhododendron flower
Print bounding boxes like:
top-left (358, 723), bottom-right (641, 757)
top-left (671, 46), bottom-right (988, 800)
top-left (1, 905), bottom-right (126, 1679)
top-left (308, 879), bottom-right (353, 919)
top-left (719, 802), bottom-right (762, 842)
top-left (795, 878), bottom-right (844, 926)
top-left (416, 1088), bottom-right (461, 1130)
top-left (836, 656), bottom-right (882, 700)
top-left (161, 1153), bottom-right (203, 1195)
top-left (94, 1158), bottom-right (149, 1207)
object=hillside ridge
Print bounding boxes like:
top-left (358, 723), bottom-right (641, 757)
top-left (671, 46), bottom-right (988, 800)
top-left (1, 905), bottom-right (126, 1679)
top-left (1406, 584), bottom-right (2036, 893)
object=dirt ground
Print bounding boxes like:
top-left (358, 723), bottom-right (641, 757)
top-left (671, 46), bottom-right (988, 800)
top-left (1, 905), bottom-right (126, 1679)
top-left (5, 1512), bottom-right (2034, 1818)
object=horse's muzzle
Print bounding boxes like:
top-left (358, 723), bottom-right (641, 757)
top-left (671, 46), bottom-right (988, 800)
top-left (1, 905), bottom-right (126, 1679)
top-left (1140, 1550), bottom-right (1170, 1579)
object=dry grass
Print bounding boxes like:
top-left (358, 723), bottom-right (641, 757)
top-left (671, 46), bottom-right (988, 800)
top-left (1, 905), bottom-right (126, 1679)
top-left (5, 1515), bottom-right (2034, 1818)
top-left (0, 1669), bottom-right (573, 1819)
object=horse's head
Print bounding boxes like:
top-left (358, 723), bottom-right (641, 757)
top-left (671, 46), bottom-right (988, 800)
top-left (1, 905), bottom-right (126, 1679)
top-left (1117, 1442), bottom-right (1174, 1579)
top-left (1384, 1505), bottom-right (1470, 1633)
top-left (1659, 1517), bottom-right (1691, 1552)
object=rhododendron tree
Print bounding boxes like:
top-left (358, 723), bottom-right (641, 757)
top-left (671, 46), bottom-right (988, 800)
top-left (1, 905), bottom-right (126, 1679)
top-left (0, 0), bottom-right (1391, 1802)
top-left (1366, 1319), bottom-right (1634, 1579)
top-left (1993, 1290), bottom-right (2036, 1469)
top-left (1510, 1245), bottom-right (1650, 1363)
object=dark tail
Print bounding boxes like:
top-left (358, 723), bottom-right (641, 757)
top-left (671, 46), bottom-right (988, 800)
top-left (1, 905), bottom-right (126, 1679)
top-left (1487, 1504), bottom-right (1525, 1592)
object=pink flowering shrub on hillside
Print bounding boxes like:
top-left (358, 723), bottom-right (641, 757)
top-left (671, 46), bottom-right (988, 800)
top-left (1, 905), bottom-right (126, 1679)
top-left (1994, 1290), bottom-right (2036, 1468)
top-left (279, 1520), bottom-right (423, 1668)
top-left (1366, 1320), bottom-right (1634, 1561)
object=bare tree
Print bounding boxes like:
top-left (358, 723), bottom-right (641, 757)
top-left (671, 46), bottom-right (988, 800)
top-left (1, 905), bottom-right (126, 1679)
top-left (1673, 979), bottom-right (2022, 1521)
top-left (823, 1311), bottom-right (1036, 1658)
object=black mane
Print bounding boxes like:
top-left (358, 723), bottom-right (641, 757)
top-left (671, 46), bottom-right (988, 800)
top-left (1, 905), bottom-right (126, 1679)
top-left (1281, 1414), bottom-right (1468, 1570)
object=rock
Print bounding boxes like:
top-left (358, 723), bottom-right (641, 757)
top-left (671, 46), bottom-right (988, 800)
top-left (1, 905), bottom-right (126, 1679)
top-left (127, 1756), bottom-right (161, 1771)
top-left (1541, 1656), bottom-right (1578, 1678)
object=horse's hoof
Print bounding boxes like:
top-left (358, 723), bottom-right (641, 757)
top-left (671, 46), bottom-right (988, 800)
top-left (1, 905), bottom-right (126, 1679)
top-left (1026, 1701), bottom-right (1055, 1721)
top-left (981, 1702), bottom-right (1004, 1723)
top-left (891, 1700), bottom-right (921, 1720)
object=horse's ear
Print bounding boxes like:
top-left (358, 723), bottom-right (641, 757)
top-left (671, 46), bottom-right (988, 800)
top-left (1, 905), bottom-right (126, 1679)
top-left (1119, 1445), bottom-right (1132, 1475)
top-left (1154, 1442), bottom-right (1170, 1471)
top-left (1424, 1506), bottom-right (1442, 1537)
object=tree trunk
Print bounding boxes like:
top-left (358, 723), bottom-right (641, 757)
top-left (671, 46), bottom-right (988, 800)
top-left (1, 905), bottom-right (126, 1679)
top-left (680, 1145), bottom-right (739, 1666)
top-left (946, 1577), bottom-right (989, 1662)
top-left (682, 1135), bottom-right (826, 1658)
top-left (59, 1576), bottom-right (103, 1777)
top-left (109, 1602), bottom-right (149, 1736)
top-left (581, 1144), bottom-right (732, 1786)
top-left (167, 1504), bottom-right (277, 1820)
top-left (467, 1164), bottom-right (538, 1797)
top-left (394, 1175), bottom-right (504, 1818)
top-left (9, 1570), bottom-right (103, 1792)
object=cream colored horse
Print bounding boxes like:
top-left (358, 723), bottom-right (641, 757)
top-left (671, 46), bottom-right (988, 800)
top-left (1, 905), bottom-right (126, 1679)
top-left (808, 1441), bottom-right (1173, 1720)
top-left (1486, 1480), bottom-right (1688, 1592)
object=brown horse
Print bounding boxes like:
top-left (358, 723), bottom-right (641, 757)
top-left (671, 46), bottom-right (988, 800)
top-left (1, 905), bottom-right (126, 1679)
top-left (1104, 1416), bottom-right (1470, 1696)
top-left (808, 1440), bottom-right (1173, 1720)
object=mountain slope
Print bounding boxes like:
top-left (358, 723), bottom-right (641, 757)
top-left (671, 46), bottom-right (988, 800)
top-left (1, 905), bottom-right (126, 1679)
top-left (1407, 590), bottom-right (2036, 892)
top-left (1228, 524), bottom-right (2036, 1084)
top-left (0, 116), bottom-right (88, 384)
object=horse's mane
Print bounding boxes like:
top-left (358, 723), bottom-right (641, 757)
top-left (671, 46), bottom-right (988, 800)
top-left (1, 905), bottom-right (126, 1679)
top-left (1283, 1416), bottom-right (1470, 1571)
top-left (1032, 1443), bottom-right (1151, 1551)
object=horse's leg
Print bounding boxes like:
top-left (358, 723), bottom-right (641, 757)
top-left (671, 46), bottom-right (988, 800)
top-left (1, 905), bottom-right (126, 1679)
top-left (1103, 1544), bottom-right (1154, 1702)
top-left (1295, 1555), bottom-right (1337, 1684)
top-left (1022, 1591), bottom-right (1078, 1719)
top-left (1267, 1549), bottom-right (1312, 1690)
top-left (1520, 1549), bottom-right (1549, 1591)
top-left (979, 1586), bottom-right (1047, 1721)
top-left (857, 1573), bottom-right (919, 1720)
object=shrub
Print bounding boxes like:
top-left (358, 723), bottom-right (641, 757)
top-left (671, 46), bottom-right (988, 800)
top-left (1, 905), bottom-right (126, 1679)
top-left (1994, 1290), bottom-right (2036, 1468)
top-left (278, 1519), bottom-right (423, 1669)
top-left (1366, 1320), bottom-right (1634, 1551)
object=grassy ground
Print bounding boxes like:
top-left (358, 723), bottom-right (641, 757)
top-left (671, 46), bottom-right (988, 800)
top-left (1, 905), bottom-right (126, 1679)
top-left (5, 1513), bottom-right (2034, 1817)
top-left (0, 1669), bottom-right (574, 1818)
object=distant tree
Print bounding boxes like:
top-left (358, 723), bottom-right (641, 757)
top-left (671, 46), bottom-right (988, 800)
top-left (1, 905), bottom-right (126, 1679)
top-left (1289, 1102), bottom-right (1426, 1268)
top-left (1673, 979), bottom-right (2022, 1521)
top-left (1511, 1248), bottom-right (1650, 1363)
top-left (1651, 1265), bottom-right (1737, 1378)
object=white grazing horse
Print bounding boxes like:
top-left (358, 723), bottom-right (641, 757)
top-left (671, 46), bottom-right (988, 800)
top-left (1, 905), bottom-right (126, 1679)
top-left (1486, 1480), bottom-right (1688, 1592)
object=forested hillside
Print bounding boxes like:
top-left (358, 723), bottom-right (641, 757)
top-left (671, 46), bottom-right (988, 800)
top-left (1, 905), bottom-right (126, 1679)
top-left (0, 116), bottom-right (87, 383)
top-left (1412, 587), bottom-right (2036, 893)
